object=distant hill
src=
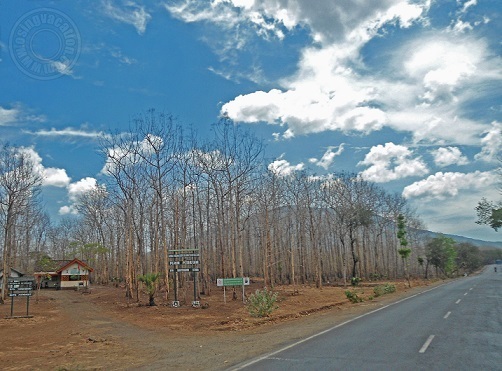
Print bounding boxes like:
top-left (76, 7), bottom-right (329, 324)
top-left (417, 230), bottom-right (502, 249)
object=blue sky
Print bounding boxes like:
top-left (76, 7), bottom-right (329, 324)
top-left (0, 0), bottom-right (500, 242)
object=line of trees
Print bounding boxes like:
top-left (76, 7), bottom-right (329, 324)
top-left (0, 111), bottom-right (498, 304)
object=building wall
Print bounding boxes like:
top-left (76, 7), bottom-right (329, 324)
top-left (60, 263), bottom-right (91, 289)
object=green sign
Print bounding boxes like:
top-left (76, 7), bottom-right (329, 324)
top-left (217, 277), bottom-right (250, 287)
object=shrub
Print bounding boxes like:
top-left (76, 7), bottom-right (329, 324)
top-left (345, 290), bottom-right (363, 303)
top-left (373, 283), bottom-right (396, 297)
top-left (246, 288), bottom-right (279, 317)
top-left (351, 277), bottom-right (361, 286)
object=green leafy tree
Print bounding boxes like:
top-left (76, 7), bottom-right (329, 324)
top-left (397, 214), bottom-right (412, 287)
top-left (476, 198), bottom-right (502, 231)
top-left (455, 243), bottom-right (482, 273)
top-left (138, 273), bottom-right (161, 306)
top-left (425, 235), bottom-right (457, 277)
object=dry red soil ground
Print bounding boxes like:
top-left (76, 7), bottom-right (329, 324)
top-left (0, 279), bottom-right (442, 370)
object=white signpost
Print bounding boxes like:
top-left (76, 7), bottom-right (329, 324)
top-left (217, 277), bottom-right (250, 303)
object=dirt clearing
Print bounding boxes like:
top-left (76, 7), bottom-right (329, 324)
top-left (0, 279), bottom-right (443, 370)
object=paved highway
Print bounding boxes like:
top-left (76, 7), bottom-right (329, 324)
top-left (232, 266), bottom-right (501, 370)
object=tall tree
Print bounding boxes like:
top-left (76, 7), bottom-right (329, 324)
top-left (0, 144), bottom-right (42, 303)
top-left (425, 235), bottom-right (457, 277)
top-left (396, 214), bottom-right (411, 287)
top-left (475, 198), bottom-right (502, 232)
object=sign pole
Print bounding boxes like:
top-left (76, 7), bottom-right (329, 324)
top-left (10, 295), bottom-right (14, 317)
top-left (223, 286), bottom-right (226, 304)
top-left (174, 270), bottom-right (178, 303)
top-left (26, 295), bottom-right (30, 316)
top-left (193, 271), bottom-right (197, 304)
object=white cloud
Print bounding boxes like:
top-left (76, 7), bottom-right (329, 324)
top-left (221, 62), bottom-right (388, 137)
top-left (0, 105), bottom-right (46, 126)
top-left (43, 168), bottom-right (72, 188)
top-left (110, 47), bottom-right (138, 65)
top-left (51, 61), bottom-right (78, 78)
top-left (167, 0), bottom-right (429, 45)
top-left (474, 121), bottom-right (502, 163)
top-left (67, 177), bottom-right (98, 202)
top-left (25, 127), bottom-right (105, 139)
top-left (59, 177), bottom-right (100, 215)
top-left (403, 38), bottom-right (484, 104)
top-left (450, 19), bottom-right (473, 33)
top-left (268, 155), bottom-right (304, 176)
top-left (309, 144), bottom-right (345, 170)
top-left (101, 134), bottom-right (166, 175)
top-left (458, 0), bottom-right (477, 14)
top-left (402, 170), bottom-right (496, 199)
top-left (431, 147), bottom-right (469, 167)
top-left (358, 142), bottom-right (429, 182)
top-left (0, 106), bottom-right (19, 125)
top-left (407, 181), bottom-right (499, 239)
top-left (18, 147), bottom-right (71, 187)
top-left (59, 205), bottom-right (78, 215)
top-left (102, 0), bottom-right (151, 34)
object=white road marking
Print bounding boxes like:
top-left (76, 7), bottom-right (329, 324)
top-left (464, 293), bottom-right (468, 296)
top-left (419, 335), bottom-right (435, 353)
top-left (455, 299), bottom-right (461, 304)
top-left (469, 288), bottom-right (473, 291)
top-left (444, 311), bottom-right (451, 319)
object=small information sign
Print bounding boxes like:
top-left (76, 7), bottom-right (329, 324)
top-left (216, 277), bottom-right (250, 303)
top-left (217, 277), bottom-right (250, 287)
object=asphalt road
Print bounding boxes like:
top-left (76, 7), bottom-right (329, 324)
top-left (232, 266), bottom-right (502, 370)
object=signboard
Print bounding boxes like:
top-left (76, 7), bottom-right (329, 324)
top-left (168, 249), bottom-right (201, 307)
top-left (7, 278), bottom-right (35, 318)
top-left (217, 277), bottom-right (250, 287)
top-left (7, 279), bottom-right (34, 296)
top-left (217, 277), bottom-right (250, 304)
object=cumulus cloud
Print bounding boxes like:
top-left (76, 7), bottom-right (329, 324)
top-left (358, 142), bottom-right (429, 182)
top-left (59, 177), bottom-right (99, 215)
top-left (268, 155), bottom-right (304, 176)
top-left (309, 144), bottom-right (345, 170)
top-left (221, 62), bottom-right (388, 137)
top-left (67, 177), bottom-right (98, 202)
top-left (475, 121), bottom-right (502, 163)
top-left (431, 147), bottom-right (469, 167)
top-left (102, 0), bottom-right (151, 34)
top-left (18, 147), bottom-right (71, 187)
top-left (402, 170), bottom-right (496, 199)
